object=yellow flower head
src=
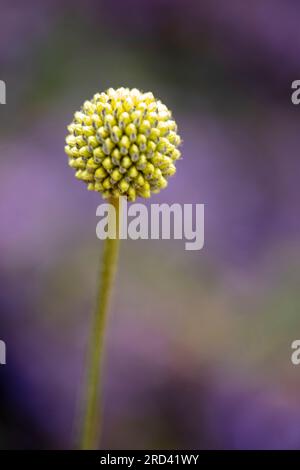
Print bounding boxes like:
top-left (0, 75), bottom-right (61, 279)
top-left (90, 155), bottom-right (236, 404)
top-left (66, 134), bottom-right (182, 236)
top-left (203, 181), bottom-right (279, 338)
top-left (65, 88), bottom-right (181, 201)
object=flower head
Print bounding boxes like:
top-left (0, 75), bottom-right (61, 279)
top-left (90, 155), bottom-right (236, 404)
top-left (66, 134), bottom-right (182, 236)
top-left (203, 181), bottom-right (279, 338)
top-left (65, 88), bottom-right (181, 201)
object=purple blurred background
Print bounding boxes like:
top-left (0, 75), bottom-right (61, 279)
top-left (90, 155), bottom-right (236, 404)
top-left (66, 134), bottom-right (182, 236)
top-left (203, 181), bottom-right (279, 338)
top-left (0, 0), bottom-right (300, 449)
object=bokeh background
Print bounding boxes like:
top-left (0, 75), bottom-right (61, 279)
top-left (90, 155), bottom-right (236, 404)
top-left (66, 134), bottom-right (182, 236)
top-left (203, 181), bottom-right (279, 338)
top-left (1, 0), bottom-right (300, 450)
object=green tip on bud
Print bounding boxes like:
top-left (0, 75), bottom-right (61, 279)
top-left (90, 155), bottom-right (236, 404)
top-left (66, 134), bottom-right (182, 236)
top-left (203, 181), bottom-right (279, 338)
top-left (65, 87), bottom-right (182, 201)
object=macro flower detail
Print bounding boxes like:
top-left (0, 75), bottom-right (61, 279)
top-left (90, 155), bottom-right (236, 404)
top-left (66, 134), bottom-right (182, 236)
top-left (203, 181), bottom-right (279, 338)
top-left (65, 87), bottom-right (181, 201)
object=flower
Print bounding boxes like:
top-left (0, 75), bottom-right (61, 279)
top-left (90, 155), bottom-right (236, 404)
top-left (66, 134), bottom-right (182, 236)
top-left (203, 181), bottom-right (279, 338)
top-left (65, 88), bottom-right (181, 201)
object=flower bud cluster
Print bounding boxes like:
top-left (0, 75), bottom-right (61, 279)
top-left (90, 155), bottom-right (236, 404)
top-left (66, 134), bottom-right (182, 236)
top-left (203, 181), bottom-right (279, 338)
top-left (65, 88), bottom-right (181, 201)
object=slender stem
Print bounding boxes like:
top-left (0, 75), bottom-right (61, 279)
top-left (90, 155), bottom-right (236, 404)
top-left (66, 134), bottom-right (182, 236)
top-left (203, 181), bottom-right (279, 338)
top-left (80, 197), bottom-right (121, 450)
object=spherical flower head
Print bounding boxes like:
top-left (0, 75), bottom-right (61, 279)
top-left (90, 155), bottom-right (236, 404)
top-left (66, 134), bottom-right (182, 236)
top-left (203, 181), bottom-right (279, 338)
top-left (65, 88), bottom-right (182, 201)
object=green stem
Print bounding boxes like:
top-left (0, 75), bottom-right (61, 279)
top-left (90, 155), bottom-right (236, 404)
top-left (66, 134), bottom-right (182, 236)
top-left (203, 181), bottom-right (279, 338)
top-left (80, 197), bottom-right (120, 450)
